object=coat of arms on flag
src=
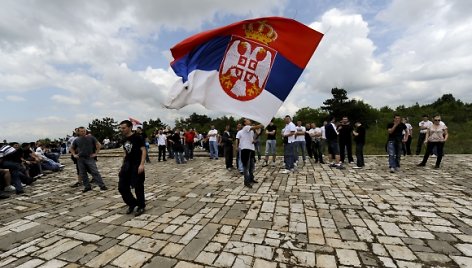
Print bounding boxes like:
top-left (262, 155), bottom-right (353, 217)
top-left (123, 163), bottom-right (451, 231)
top-left (166, 17), bottom-right (323, 125)
top-left (220, 21), bottom-right (277, 101)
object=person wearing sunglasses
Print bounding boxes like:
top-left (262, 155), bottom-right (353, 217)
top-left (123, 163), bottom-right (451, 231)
top-left (417, 115), bottom-right (448, 168)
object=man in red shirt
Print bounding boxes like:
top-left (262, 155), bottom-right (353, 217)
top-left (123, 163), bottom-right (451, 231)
top-left (184, 128), bottom-right (196, 160)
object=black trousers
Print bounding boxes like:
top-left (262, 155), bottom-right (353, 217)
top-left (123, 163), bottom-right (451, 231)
top-left (355, 142), bottom-right (365, 167)
top-left (416, 133), bottom-right (426, 155)
top-left (313, 140), bottom-right (323, 163)
top-left (403, 136), bottom-right (412, 155)
top-left (420, 142), bottom-right (444, 167)
top-left (224, 145), bottom-right (233, 169)
top-left (339, 138), bottom-right (354, 163)
top-left (158, 145), bottom-right (166, 161)
top-left (118, 164), bottom-right (145, 208)
top-left (306, 139), bottom-right (313, 158)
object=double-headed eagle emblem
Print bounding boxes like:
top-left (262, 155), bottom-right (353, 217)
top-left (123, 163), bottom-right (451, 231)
top-left (219, 21), bottom-right (277, 101)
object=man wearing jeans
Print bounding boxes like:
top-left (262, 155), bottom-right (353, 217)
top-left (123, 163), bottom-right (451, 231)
top-left (262, 120), bottom-right (277, 167)
top-left (236, 118), bottom-right (263, 188)
top-left (71, 127), bottom-right (107, 192)
top-left (386, 115), bottom-right (407, 173)
top-left (294, 120), bottom-right (307, 164)
top-left (208, 125), bottom-right (219, 159)
top-left (281, 115), bottom-right (297, 173)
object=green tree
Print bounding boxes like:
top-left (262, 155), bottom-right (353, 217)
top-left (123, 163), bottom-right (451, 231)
top-left (88, 117), bottom-right (118, 142)
top-left (321, 87), bottom-right (349, 118)
top-left (175, 113), bottom-right (212, 132)
top-left (142, 118), bottom-right (168, 138)
top-left (293, 107), bottom-right (328, 125)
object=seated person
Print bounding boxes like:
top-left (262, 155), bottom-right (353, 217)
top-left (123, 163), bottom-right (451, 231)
top-left (0, 145), bottom-right (25, 194)
top-left (34, 143), bottom-right (64, 172)
top-left (41, 143), bottom-right (60, 163)
top-left (0, 169), bottom-right (12, 199)
top-left (21, 143), bottom-right (43, 178)
top-left (0, 168), bottom-right (16, 193)
top-left (3, 142), bottom-right (35, 185)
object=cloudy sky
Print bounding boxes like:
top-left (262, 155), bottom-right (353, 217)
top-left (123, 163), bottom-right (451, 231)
top-left (1, 0), bottom-right (471, 142)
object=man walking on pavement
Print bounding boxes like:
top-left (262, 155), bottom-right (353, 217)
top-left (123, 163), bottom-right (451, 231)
top-left (118, 120), bottom-right (147, 216)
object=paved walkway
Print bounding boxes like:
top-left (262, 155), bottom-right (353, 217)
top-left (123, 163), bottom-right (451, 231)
top-left (1, 151), bottom-right (472, 268)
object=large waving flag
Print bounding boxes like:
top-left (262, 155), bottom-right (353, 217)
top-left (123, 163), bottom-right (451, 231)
top-left (129, 117), bottom-right (142, 130)
top-left (166, 17), bottom-right (323, 125)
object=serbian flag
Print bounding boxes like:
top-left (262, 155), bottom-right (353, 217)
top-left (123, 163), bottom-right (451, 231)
top-left (165, 17), bottom-right (323, 125)
top-left (129, 117), bottom-right (142, 130)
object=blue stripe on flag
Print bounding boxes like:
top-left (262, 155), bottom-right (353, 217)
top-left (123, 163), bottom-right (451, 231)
top-left (172, 36), bottom-right (230, 83)
top-left (265, 56), bottom-right (304, 101)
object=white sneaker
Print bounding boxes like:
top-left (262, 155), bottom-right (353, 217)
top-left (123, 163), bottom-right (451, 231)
top-left (4, 185), bottom-right (15, 192)
top-left (390, 167), bottom-right (395, 173)
top-left (352, 166), bottom-right (362, 169)
top-left (280, 169), bottom-right (291, 174)
top-left (271, 161), bottom-right (275, 167)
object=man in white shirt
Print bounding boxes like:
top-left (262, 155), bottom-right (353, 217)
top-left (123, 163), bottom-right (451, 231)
top-left (320, 120), bottom-right (327, 162)
top-left (294, 120), bottom-right (307, 164)
top-left (416, 115), bottom-right (432, 155)
top-left (281, 115), bottom-right (297, 173)
top-left (402, 117), bottom-right (413, 156)
top-left (236, 118), bottom-right (263, 188)
top-left (208, 125), bottom-right (219, 160)
top-left (156, 129), bottom-right (167, 161)
top-left (309, 123), bottom-right (324, 163)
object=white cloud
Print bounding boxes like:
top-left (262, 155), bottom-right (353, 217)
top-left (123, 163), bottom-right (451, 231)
top-left (6, 95), bottom-right (26, 102)
top-left (51, 95), bottom-right (81, 105)
top-left (36, 116), bottom-right (67, 123)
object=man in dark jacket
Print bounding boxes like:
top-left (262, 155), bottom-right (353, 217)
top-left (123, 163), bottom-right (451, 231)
top-left (325, 116), bottom-right (344, 169)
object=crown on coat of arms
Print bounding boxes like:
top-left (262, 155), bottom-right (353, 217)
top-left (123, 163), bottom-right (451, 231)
top-left (243, 21), bottom-right (278, 45)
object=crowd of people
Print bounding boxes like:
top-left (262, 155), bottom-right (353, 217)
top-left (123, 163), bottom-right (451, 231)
top-left (183, 113), bottom-right (448, 186)
top-left (0, 141), bottom-right (65, 198)
top-left (0, 114), bottom-right (449, 200)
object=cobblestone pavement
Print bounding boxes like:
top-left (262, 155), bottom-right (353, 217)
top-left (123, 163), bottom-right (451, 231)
top-left (1, 151), bottom-right (472, 268)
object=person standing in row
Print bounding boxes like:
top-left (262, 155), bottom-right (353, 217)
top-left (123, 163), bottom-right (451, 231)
top-left (325, 116), bottom-right (343, 169)
top-left (281, 115), bottom-right (297, 173)
top-left (208, 125), bottom-right (219, 160)
top-left (416, 115), bottom-right (432, 155)
top-left (402, 117), bottom-right (413, 156)
top-left (262, 119), bottom-right (277, 167)
top-left (386, 115), bottom-right (407, 173)
top-left (310, 123), bottom-right (324, 164)
top-left (417, 115), bottom-right (449, 168)
top-left (294, 120), bottom-right (307, 164)
top-left (170, 128), bottom-right (185, 164)
top-left (184, 128), bottom-right (196, 160)
top-left (222, 125), bottom-right (234, 171)
top-left (236, 118), bottom-right (263, 188)
top-left (156, 129), bottom-right (167, 162)
top-left (352, 121), bottom-right (366, 169)
top-left (305, 123), bottom-right (313, 159)
top-left (118, 120), bottom-right (146, 216)
top-left (338, 116), bottom-right (354, 164)
top-left (70, 127), bottom-right (107, 193)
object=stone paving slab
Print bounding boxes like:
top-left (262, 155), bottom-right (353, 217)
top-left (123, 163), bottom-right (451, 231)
top-left (1, 151), bottom-right (472, 267)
